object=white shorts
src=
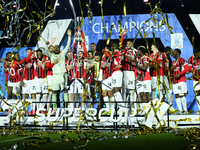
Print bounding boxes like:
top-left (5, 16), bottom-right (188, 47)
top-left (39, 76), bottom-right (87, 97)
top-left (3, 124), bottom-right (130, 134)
top-left (112, 71), bottom-right (123, 88)
top-left (137, 80), bottom-right (151, 94)
top-left (173, 82), bottom-right (187, 95)
top-left (69, 79), bottom-right (84, 94)
top-left (8, 81), bottom-right (20, 94)
top-left (123, 71), bottom-right (135, 89)
top-left (102, 77), bottom-right (112, 91)
top-left (52, 73), bottom-right (67, 91)
top-left (22, 79), bottom-right (36, 94)
top-left (151, 76), bottom-right (163, 90)
top-left (35, 77), bottom-right (48, 93)
top-left (193, 81), bottom-right (200, 91)
top-left (47, 75), bottom-right (53, 90)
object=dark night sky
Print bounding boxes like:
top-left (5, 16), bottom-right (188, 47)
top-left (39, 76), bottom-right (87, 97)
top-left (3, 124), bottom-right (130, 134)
top-left (0, 0), bottom-right (200, 48)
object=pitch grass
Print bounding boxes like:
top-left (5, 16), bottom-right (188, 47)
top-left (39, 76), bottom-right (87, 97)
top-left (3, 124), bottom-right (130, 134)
top-left (0, 132), bottom-right (199, 150)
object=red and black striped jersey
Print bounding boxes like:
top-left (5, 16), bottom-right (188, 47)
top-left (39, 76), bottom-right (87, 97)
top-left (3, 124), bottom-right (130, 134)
top-left (19, 57), bottom-right (35, 81)
top-left (70, 59), bottom-right (86, 79)
top-left (23, 59), bottom-right (34, 80)
top-left (17, 51), bottom-right (35, 81)
top-left (5, 60), bottom-right (22, 83)
top-left (18, 51), bottom-right (35, 80)
top-left (171, 57), bottom-right (187, 84)
top-left (111, 49), bottom-right (123, 73)
top-left (122, 48), bottom-right (138, 71)
top-left (32, 55), bottom-right (48, 78)
top-left (150, 51), bottom-right (165, 77)
top-left (138, 56), bottom-right (151, 81)
top-left (188, 55), bottom-right (200, 81)
top-left (101, 56), bottom-right (112, 79)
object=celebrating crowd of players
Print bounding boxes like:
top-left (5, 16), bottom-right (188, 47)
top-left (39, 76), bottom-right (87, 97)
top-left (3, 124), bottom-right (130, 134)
top-left (1, 29), bottom-right (200, 115)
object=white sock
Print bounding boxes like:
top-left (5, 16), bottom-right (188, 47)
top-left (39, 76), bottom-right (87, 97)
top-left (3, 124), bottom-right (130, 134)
top-left (130, 90), bottom-right (137, 109)
top-left (52, 93), bottom-right (57, 109)
top-left (125, 94), bottom-right (129, 107)
top-left (103, 96), bottom-right (109, 109)
top-left (41, 94), bottom-right (47, 109)
top-left (129, 91), bottom-right (133, 102)
top-left (114, 91), bottom-right (124, 108)
top-left (36, 94), bottom-right (41, 109)
top-left (109, 97), bottom-right (115, 110)
top-left (175, 98), bottom-right (182, 111)
top-left (166, 92), bottom-right (171, 105)
top-left (69, 102), bottom-right (74, 110)
top-left (196, 96), bottom-right (200, 111)
top-left (115, 92), bottom-right (123, 101)
top-left (181, 97), bottom-right (187, 111)
top-left (152, 91), bottom-right (156, 100)
top-left (31, 101), bottom-right (35, 111)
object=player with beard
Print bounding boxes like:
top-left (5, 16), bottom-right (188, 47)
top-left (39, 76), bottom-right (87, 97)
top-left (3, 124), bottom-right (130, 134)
top-left (111, 42), bottom-right (124, 111)
top-left (2, 51), bottom-right (36, 114)
top-left (45, 29), bottom-right (71, 113)
top-left (45, 45), bottom-right (58, 111)
top-left (2, 52), bottom-right (23, 114)
top-left (150, 42), bottom-right (165, 100)
top-left (171, 49), bottom-right (189, 114)
top-left (90, 43), bottom-right (96, 56)
top-left (101, 46), bottom-right (114, 114)
top-left (26, 49), bottom-right (57, 114)
top-left (19, 49), bottom-right (36, 114)
top-left (20, 49), bottom-right (36, 100)
top-left (121, 29), bottom-right (138, 108)
top-left (2, 50), bottom-right (35, 100)
top-left (3, 52), bottom-right (22, 99)
top-left (86, 52), bottom-right (103, 109)
top-left (188, 48), bottom-right (200, 114)
top-left (133, 46), bottom-right (151, 114)
top-left (87, 50), bottom-right (94, 60)
top-left (68, 51), bottom-right (87, 110)
top-left (85, 50), bottom-right (95, 107)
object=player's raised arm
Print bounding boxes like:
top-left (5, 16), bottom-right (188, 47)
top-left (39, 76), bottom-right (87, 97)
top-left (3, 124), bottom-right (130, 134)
top-left (63, 29), bottom-right (72, 55)
top-left (121, 28), bottom-right (128, 47)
